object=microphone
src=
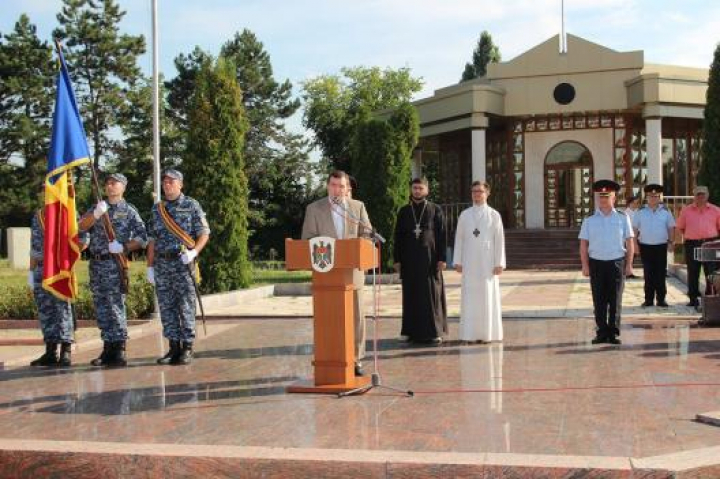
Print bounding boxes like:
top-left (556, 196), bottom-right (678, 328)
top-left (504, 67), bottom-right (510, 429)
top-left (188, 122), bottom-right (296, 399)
top-left (332, 196), bottom-right (385, 244)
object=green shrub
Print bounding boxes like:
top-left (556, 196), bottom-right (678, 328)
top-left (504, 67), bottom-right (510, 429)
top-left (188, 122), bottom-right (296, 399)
top-left (0, 272), bottom-right (155, 320)
top-left (0, 285), bottom-right (37, 319)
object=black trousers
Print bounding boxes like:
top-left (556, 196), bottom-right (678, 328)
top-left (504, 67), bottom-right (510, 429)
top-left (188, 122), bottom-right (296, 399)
top-left (639, 243), bottom-right (668, 304)
top-left (684, 239), bottom-right (719, 301)
top-left (589, 257), bottom-right (625, 338)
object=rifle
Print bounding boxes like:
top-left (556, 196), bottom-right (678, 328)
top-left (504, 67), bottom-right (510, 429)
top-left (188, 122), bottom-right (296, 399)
top-left (180, 245), bottom-right (207, 336)
top-left (88, 165), bottom-right (130, 294)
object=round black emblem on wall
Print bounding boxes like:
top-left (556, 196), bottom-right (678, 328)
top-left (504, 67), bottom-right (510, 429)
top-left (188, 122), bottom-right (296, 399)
top-left (553, 83), bottom-right (576, 105)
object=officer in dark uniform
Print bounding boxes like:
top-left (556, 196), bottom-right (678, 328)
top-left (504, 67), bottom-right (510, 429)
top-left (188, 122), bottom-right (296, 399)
top-left (79, 173), bottom-right (147, 367)
top-left (632, 184), bottom-right (676, 308)
top-left (579, 180), bottom-right (635, 344)
top-left (146, 169), bottom-right (210, 365)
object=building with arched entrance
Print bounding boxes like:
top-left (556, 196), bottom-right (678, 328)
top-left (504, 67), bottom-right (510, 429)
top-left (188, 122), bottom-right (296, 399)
top-left (414, 33), bottom-right (708, 231)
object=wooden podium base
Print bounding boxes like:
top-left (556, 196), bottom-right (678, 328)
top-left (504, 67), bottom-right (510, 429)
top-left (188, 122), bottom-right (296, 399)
top-left (287, 377), bottom-right (371, 394)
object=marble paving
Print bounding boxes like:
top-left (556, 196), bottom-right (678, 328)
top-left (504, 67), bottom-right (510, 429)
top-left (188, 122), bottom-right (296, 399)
top-left (2, 268), bottom-right (720, 476)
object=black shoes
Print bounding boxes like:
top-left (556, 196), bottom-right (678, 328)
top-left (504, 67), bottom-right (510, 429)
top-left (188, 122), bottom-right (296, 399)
top-left (354, 362), bottom-right (365, 377)
top-left (157, 340), bottom-right (182, 365)
top-left (592, 335), bottom-right (621, 345)
top-left (175, 343), bottom-right (193, 365)
top-left (657, 301), bottom-right (669, 308)
top-left (591, 336), bottom-right (606, 344)
top-left (687, 300), bottom-right (699, 307)
top-left (641, 301), bottom-right (653, 308)
top-left (58, 343), bottom-right (72, 367)
top-left (30, 342), bottom-right (59, 367)
top-left (608, 336), bottom-right (622, 345)
top-left (112, 341), bottom-right (128, 367)
top-left (91, 341), bottom-right (111, 366)
top-left (157, 341), bottom-right (193, 365)
top-left (92, 341), bottom-right (127, 367)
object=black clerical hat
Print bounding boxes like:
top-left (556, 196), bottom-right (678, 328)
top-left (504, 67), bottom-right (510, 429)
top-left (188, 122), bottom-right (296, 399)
top-left (592, 179), bottom-right (620, 196)
top-left (643, 183), bottom-right (664, 195)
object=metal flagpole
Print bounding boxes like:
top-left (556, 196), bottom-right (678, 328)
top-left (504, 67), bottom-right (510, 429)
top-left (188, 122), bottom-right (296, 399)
top-left (152, 0), bottom-right (161, 201)
top-left (151, 0), bottom-right (162, 339)
top-left (560, 0), bottom-right (567, 54)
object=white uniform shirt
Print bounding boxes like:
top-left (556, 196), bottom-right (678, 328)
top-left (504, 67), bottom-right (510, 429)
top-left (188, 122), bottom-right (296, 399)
top-left (579, 208), bottom-right (634, 261)
top-left (329, 197), bottom-right (345, 239)
top-left (632, 205), bottom-right (676, 245)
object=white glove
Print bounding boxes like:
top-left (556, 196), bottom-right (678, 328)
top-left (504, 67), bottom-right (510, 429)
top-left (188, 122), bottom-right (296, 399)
top-left (146, 267), bottom-right (155, 284)
top-left (93, 200), bottom-right (108, 219)
top-left (180, 249), bottom-right (197, 265)
top-left (108, 240), bottom-right (124, 254)
top-left (27, 271), bottom-right (34, 288)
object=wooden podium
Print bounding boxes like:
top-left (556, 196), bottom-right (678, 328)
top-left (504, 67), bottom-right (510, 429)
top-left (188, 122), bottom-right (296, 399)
top-left (285, 238), bottom-right (376, 394)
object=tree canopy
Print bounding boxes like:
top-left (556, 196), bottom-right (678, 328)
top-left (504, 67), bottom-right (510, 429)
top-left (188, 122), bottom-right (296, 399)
top-left (183, 56), bottom-right (251, 292)
top-left (461, 31), bottom-right (501, 81)
top-left (303, 66), bottom-right (423, 171)
top-left (700, 42), bottom-right (720, 197)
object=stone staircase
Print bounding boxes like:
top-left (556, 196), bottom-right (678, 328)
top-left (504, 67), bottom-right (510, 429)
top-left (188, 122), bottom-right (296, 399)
top-left (505, 228), bottom-right (642, 270)
top-left (505, 228), bottom-right (582, 270)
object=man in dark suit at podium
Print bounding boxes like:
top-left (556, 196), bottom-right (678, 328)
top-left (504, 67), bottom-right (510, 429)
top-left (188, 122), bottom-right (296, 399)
top-left (301, 170), bottom-right (373, 376)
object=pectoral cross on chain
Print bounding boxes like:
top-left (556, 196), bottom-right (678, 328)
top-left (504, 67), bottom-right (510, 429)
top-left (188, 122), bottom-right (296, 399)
top-left (413, 225), bottom-right (422, 239)
top-left (473, 228), bottom-right (480, 238)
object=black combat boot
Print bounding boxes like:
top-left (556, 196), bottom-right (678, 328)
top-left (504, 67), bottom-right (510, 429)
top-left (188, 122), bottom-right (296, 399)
top-left (175, 342), bottom-right (193, 365)
top-left (108, 341), bottom-right (127, 367)
top-left (30, 342), bottom-right (58, 367)
top-left (157, 340), bottom-right (181, 365)
top-left (58, 343), bottom-right (72, 367)
top-left (91, 341), bottom-right (112, 366)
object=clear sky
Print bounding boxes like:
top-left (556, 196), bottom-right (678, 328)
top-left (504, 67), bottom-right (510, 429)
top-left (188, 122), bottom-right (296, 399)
top-left (2, 0), bottom-right (718, 127)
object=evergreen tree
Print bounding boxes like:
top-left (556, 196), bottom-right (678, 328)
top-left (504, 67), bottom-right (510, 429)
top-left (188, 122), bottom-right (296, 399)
top-left (114, 76), bottom-right (181, 219)
top-left (0, 14), bottom-right (55, 228)
top-left (700, 42), bottom-right (720, 196)
top-left (460, 31), bottom-right (501, 81)
top-left (303, 66), bottom-right (423, 171)
top-left (166, 46), bottom-right (211, 133)
top-left (219, 30), bottom-right (311, 256)
top-left (351, 103), bottom-right (419, 270)
top-left (53, 0), bottom-right (146, 170)
top-left (184, 56), bottom-right (251, 292)
top-left (167, 31), bottom-right (314, 258)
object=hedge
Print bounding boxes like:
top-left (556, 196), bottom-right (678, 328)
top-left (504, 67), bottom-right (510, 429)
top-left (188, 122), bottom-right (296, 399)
top-left (0, 272), bottom-right (155, 320)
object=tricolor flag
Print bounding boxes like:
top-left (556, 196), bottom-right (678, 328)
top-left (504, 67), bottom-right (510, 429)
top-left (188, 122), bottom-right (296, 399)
top-left (42, 45), bottom-right (90, 301)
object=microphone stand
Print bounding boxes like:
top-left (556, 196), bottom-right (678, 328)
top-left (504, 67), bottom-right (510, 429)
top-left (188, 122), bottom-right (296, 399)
top-left (332, 199), bottom-right (413, 398)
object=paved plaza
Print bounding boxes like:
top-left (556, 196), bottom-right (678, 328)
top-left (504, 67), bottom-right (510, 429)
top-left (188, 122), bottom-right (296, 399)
top-left (1, 269), bottom-right (720, 476)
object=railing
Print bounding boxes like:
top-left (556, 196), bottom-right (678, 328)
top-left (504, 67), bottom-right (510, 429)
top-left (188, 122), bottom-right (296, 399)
top-left (439, 202), bottom-right (471, 250)
top-left (660, 196), bottom-right (694, 264)
top-left (663, 196), bottom-right (694, 221)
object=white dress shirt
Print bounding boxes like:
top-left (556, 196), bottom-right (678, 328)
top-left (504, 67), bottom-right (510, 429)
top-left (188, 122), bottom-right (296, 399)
top-left (330, 197), bottom-right (345, 238)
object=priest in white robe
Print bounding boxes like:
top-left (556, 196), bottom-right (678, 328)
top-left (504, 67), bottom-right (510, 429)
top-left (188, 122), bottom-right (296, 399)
top-left (453, 180), bottom-right (506, 342)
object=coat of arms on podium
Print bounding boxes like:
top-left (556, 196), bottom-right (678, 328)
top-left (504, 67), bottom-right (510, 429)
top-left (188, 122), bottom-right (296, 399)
top-left (309, 236), bottom-right (335, 273)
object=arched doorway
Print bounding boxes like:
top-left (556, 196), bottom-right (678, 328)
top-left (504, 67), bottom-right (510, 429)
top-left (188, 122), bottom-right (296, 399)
top-left (544, 141), bottom-right (593, 228)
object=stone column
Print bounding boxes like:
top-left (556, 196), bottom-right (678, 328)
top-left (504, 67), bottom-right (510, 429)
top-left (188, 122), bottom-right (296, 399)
top-left (411, 147), bottom-right (422, 179)
top-left (7, 227), bottom-right (31, 270)
top-left (645, 117), bottom-right (662, 184)
top-left (471, 128), bottom-right (486, 181)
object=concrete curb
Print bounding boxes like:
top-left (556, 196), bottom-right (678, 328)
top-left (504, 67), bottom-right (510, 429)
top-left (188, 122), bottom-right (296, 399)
top-left (0, 320), bottom-right (162, 370)
top-left (198, 285), bottom-right (275, 309)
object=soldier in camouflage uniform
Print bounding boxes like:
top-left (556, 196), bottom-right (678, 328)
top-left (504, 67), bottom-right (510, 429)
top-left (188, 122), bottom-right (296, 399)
top-left (79, 173), bottom-right (147, 367)
top-left (28, 188), bottom-right (86, 367)
top-left (147, 169), bottom-right (210, 365)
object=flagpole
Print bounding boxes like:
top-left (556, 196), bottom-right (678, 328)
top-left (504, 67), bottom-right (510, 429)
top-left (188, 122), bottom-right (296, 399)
top-left (151, 0), bottom-right (162, 323)
top-left (151, 0), bottom-right (161, 201)
top-left (560, 0), bottom-right (567, 54)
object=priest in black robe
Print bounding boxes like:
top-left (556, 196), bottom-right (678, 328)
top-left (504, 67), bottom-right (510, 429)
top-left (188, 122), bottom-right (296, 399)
top-left (393, 177), bottom-right (448, 344)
